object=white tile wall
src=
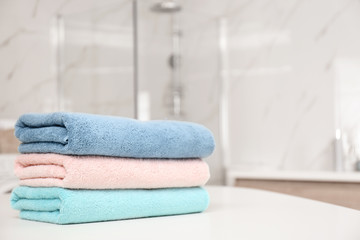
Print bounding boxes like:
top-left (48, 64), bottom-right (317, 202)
top-left (1, 0), bottom-right (360, 184)
top-left (221, 0), bottom-right (360, 172)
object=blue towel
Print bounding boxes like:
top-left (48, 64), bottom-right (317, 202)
top-left (15, 112), bottom-right (215, 158)
top-left (11, 186), bottom-right (209, 224)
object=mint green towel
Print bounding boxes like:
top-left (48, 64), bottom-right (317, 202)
top-left (11, 186), bottom-right (209, 224)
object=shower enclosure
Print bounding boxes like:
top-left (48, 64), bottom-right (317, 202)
top-left (54, 0), bottom-right (217, 121)
top-left (53, 0), bottom-right (223, 183)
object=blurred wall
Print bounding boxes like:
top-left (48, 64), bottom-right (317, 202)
top-left (1, 0), bottom-right (360, 185)
top-left (222, 0), bottom-right (360, 171)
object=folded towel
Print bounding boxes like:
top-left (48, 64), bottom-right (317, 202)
top-left (11, 186), bottom-right (209, 224)
top-left (15, 153), bottom-right (210, 189)
top-left (15, 112), bottom-right (215, 158)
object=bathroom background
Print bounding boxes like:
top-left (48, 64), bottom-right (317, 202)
top-left (1, 0), bottom-right (360, 186)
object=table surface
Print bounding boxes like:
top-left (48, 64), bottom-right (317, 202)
top-left (1, 186), bottom-right (360, 240)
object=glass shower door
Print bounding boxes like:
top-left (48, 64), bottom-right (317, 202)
top-left (136, 0), bottom-right (223, 183)
top-left (54, 0), bottom-right (135, 117)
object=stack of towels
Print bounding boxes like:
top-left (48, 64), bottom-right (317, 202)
top-left (10, 112), bottom-right (215, 224)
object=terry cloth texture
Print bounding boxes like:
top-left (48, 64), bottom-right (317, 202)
top-left (15, 154), bottom-right (210, 189)
top-left (15, 112), bottom-right (215, 158)
top-left (11, 186), bottom-right (209, 224)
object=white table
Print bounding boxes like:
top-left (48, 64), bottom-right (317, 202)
top-left (1, 186), bottom-right (360, 240)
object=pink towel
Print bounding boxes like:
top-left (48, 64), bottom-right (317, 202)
top-left (15, 154), bottom-right (210, 189)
